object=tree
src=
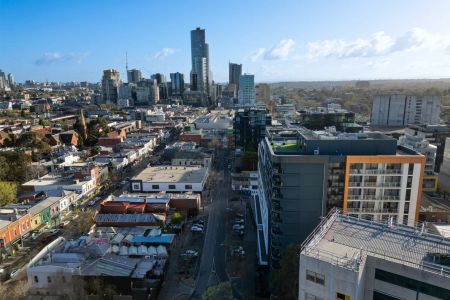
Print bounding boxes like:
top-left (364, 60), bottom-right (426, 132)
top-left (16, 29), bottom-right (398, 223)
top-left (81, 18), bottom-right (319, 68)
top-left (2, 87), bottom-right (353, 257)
top-left (0, 151), bottom-right (31, 182)
top-left (66, 209), bottom-right (95, 237)
top-left (201, 282), bottom-right (235, 300)
top-left (0, 182), bottom-right (18, 206)
top-left (171, 211), bottom-right (183, 224)
top-left (271, 244), bottom-right (300, 300)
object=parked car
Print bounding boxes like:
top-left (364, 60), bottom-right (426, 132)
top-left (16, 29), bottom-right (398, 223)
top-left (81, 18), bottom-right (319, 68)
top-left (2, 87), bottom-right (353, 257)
top-left (87, 200), bottom-right (96, 206)
top-left (47, 229), bottom-right (61, 236)
top-left (233, 230), bottom-right (244, 236)
top-left (193, 223), bottom-right (204, 229)
top-left (196, 219), bottom-right (205, 225)
top-left (181, 250), bottom-right (199, 257)
top-left (191, 226), bottom-right (203, 232)
top-left (10, 269), bottom-right (20, 278)
top-left (235, 213), bottom-right (244, 218)
top-left (71, 214), bottom-right (79, 221)
top-left (233, 224), bottom-right (244, 230)
top-left (234, 246), bottom-right (245, 256)
top-left (59, 220), bottom-right (71, 228)
top-left (234, 218), bottom-right (244, 224)
top-left (120, 180), bottom-right (127, 186)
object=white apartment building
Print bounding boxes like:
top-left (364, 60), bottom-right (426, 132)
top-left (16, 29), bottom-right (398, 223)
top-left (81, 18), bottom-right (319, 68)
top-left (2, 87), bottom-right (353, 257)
top-left (345, 155), bottom-right (424, 227)
top-left (371, 95), bottom-right (441, 127)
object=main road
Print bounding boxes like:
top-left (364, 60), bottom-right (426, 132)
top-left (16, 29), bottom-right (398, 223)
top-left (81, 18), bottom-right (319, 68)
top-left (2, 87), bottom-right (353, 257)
top-left (190, 149), bottom-right (231, 299)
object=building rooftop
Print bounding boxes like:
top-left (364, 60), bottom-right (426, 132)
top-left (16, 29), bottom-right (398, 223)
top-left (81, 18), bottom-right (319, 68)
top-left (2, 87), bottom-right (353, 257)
top-left (132, 165), bottom-right (208, 183)
top-left (302, 211), bottom-right (450, 277)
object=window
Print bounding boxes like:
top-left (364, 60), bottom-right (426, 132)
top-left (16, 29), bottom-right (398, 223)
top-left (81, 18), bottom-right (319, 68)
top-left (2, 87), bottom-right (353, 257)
top-left (305, 293), bottom-right (324, 300)
top-left (336, 292), bottom-right (351, 300)
top-left (408, 163), bottom-right (414, 175)
top-left (47, 276), bottom-right (52, 283)
top-left (62, 276), bottom-right (66, 283)
top-left (35, 220), bottom-right (37, 225)
top-left (169, 184), bottom-right (176, 190)
top-left (152, 184), bottom-right (159, 189)
top-left (185, 184), bottom-right (192, 190)
top-left (306, 270), bottom-right (325, 285)
top-left (405, 189), bottom-right (411, 201)
top-left (132, 183), bottom-right (140, 190)
top-left (34, 276), bottom-right (39, 283)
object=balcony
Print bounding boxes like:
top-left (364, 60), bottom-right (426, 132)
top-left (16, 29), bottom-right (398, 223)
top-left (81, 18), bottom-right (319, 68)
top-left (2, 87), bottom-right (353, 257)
top-left (346, 208), bottom-right (399, 214)
top-left (382, 195), bottom-right (400, 201)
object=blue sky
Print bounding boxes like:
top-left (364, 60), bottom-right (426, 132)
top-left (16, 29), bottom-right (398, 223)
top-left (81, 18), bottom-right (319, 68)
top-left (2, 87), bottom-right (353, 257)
top-left (2, 0), bottom-right (450, 83)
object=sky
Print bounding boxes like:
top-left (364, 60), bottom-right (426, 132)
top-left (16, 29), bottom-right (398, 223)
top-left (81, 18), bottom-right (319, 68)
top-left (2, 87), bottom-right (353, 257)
top-left (2, 0), bottom-right (450, 83)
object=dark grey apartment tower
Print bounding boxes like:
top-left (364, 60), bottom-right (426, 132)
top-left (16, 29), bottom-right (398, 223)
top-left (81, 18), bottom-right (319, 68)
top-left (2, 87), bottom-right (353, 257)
top-left (190, 27), bottom-right (210, 95)
top-left (170, 72), bottom-right (185, 97)
top-left (229, 63), bottom-right (242, 89)
top-left (127, 69), bottom-right (142, 84)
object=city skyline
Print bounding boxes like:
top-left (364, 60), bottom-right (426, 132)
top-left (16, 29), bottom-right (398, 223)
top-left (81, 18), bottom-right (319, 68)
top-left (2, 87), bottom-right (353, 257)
top-left (2, 0), bottom-right (450, 83)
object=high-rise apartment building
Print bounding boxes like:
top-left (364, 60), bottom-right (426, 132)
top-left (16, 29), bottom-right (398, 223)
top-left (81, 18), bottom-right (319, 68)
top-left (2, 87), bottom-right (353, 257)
top-left (151, 73), bottom-right (166, 85)
top-left (255, 127), bottom-right (424, 269)
top-left (229, 63), bottom-right (242, 88)
top-left (371, 95), bottom-right (441, 127)
top-left (127, 69), bottom-right (142, 84)
top-left (234, 107), bottom-right (271, 152)
top-left (190, 28), bottom-right (210, 94)
top-left (101, 69), bottom-right (121, 104)
top-left (256, 83), bottom-right (270, 103)
top-left (170, 72), bottom-right (185, 97)
top-left (7, 73), bottom-right (14, 88)
top-left (238, 74), bottom-right (256, 105)
top-left (299, 210), bottom-right (450, 300)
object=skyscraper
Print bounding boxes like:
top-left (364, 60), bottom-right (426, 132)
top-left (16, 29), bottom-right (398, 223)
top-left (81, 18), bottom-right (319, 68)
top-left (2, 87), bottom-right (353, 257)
top-left (101, 69), bottom-right (121, 104)
top-left (170, 72), bottom-right (185, 97)
top-left (190, 27), bottom-right (210, 94)
top-left (151, 73), bottom-right (166, 85)
top-left (229, 63), bottom-right (242, 87)
top-left (256, 83), bottom-right (270, 103)
top-left (127, 69), bottom-right (142, 84)
top-left (0, 70), bottom-right (7, 91)
top-left (238, 74), bottom-right (256, 105)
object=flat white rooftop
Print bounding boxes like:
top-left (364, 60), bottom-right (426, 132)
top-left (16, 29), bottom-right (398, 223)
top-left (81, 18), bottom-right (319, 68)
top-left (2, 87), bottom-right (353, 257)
top-left (132, 165), bottom-right (207, 183)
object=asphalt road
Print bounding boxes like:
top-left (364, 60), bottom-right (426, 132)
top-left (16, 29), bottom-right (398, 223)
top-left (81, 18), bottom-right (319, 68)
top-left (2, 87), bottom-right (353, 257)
top-left (190, 150), bottom-right (231, 299)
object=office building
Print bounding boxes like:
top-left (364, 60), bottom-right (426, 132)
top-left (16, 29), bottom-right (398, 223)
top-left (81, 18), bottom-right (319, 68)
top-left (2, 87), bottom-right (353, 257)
top-left (229, 63), bottom-right (242, 88)
top-left (118, 82), bottom-right (134, 102)
top-left (299, 210), bottom-right (450, 300)
top-left (0, 70), bottom-right (8, 91)
top-left (256, 83), bottom-right (270, 103)
top-left (170, 72), bottom-right (185, 97)
top-left (130, 165), bottom-right (209, 193)
top-left (101, 69), bottom-right (121, 104)
top-left (234, 107), bottom-right (271, 152)
top-left (297, 104), bottom-right (362, 132)
top-left (127, 69), bottom-right (142, 84)
top-left (256, 127), bottom-right (424, 268)
top-left (238, 74), bottom-right (256, 105)
top-left (159, 83), bottom-right (169, 101)
top-left (190, 27), bottom-right (210, 94)
top-left (405, 124), bottom-right (450, 172)
top-left (135, 80), bottom-right (152, 105)
top-left (151, 73), bottom-right (166, 85)
top-left (7, 73), bottom-right (14, 88)
top-left (371, 95), bottom-right (441, 127)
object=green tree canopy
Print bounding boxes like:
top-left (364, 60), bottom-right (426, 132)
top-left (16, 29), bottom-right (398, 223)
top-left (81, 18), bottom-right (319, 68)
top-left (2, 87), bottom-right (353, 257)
top-left (0, 182), bottom-right (18, 206)
top-left (201, 282), bottom-right (235, 300)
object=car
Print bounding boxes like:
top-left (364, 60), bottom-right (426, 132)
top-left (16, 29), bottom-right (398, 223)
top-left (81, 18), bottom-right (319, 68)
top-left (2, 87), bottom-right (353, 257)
top-left (196, 219), bottom-right (205, 225)
top-left (193, 223), bottom-right (204, 228)
top-left (234, 246), bottom-right (245, 256)
top-left (58, 220), bottom-right (71, 228)
top-left (234, 218), bottom-right (244, 224)
top-left (233, 230), bottom-right (244, 236)
top-left (181, 250), bottom-right (199, 257)
top-left (191, 226), bottom-right (203, 232)
top-left (233, 224), bottom-right (244, 230)
top-left (71, 214), bottom-right (79, 221)
top-left (235, 213), bottom-right (244, 218)
top-left (47, 229), bottom-right (61, 235)
top-left (10, 269), bottom-right (20, 278)
top-left (87, 200), bottom-right (96, 206)
top-left (230, 197), bottom-right (239, 202)
top-left (120, 180), bottom-right (128, 186)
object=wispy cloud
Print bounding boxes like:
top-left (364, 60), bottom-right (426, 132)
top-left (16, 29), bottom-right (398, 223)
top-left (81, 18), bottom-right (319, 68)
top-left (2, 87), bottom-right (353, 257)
top-left (153, 47), bottom-right (176, 59)
top-left (249, 38), bottom-right (296, 62)
top-left (264, 39), bottom-right (295, 60)
top-left (250, 48), bottom-right (266, 62)
top-left (35, 52), bottom-right (88, 66)
top-left (306, 28), bottom-right (450, 59)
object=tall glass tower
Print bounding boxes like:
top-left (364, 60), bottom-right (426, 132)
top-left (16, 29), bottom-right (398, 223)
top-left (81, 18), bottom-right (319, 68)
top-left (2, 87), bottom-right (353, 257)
top-left (190, 27), bottom-right (210, 94)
